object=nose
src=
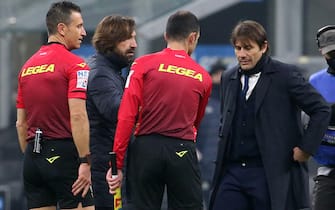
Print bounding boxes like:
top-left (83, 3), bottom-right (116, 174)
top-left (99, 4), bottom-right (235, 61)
top-left (236, 48), bottom-right (247, 57)
top-left (82, 27), bottom-right (87, 36)
top-left (132, 39), bottom-right (138, 48)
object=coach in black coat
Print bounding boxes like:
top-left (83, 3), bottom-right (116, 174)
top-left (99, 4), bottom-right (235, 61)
top-left (209, 20), bottom-right (330, 210)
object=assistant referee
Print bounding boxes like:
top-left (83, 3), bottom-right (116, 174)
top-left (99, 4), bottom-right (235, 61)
top-left (106, 10), bottom-right (212, 210)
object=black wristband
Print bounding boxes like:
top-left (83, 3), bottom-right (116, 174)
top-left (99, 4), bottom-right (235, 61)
top-left (79, 154), bottom-right (91, 165)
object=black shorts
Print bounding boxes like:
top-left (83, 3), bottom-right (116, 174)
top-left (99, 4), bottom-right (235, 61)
top-left (126, 134), bottom-right (203, 210)
top-left (23, 139), bottom-right (94, 209)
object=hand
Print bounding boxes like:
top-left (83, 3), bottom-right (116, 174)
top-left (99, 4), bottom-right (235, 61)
top-left (72, 163), bottom-right (92, 197)
top-left (106, 168), bottom-right (123, 194)
top-left (293, 147), bottom-right (310, 162)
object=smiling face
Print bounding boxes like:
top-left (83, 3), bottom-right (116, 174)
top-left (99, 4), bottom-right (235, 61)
top-left (115, 30), bottom-right (137, 63)
top-left (234, 39), bottom-right (267, 70)
top-left (62, 11), bottom-right (86, 50)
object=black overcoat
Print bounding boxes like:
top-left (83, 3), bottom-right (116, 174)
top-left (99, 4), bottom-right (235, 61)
top-left (209, 57), bottom-right (330, 210)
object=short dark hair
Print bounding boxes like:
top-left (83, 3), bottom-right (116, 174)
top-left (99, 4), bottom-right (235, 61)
top-left (231, 20), bottom-right (269, 54)
top-left (92, 15), bottom-right (135, 55)
top-left (165, 11), bottom-right (200, 41)
top-left (46, 1), bottom-right (81, 35)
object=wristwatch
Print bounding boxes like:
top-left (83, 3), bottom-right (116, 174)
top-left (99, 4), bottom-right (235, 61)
top-left (79, 154), bottom-right (91, 165)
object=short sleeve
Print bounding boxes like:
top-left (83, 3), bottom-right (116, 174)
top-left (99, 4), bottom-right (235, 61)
top-left (68, 61), bottom-right (90, 99)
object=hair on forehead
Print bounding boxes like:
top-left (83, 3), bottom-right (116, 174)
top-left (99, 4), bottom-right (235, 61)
top-left (92, 15), bottom-right (136, 55)
top-left (231, 20), bottom-right (269, 53)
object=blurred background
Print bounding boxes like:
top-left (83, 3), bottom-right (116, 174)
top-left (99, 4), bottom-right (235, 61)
top-left (0, 0), bottom-right (333, 209)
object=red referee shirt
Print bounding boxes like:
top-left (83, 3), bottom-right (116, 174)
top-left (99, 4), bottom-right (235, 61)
top-left (114, 48), bottom-right (212, 168)
top-left (16, 43), bottom-right (89, 140)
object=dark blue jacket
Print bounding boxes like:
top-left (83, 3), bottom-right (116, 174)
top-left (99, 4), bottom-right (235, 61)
top-left (86, 52), bottom-right (127, 206)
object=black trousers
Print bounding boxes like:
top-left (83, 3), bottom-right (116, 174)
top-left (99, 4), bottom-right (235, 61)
top-left (313, 172), bottom-right (335, 210)
top-left (212, 163), bottom-right (271, 210)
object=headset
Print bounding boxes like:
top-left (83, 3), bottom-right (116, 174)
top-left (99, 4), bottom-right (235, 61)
top-left (316, 25), bottom-right (335, 48)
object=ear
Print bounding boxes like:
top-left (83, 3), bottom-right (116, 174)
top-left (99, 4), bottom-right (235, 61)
top-left (164, 32), bottom-right (168, 42)
top-left (57, 23), bottom-right (67, 36)
top-left (189, 32), bottom-right (197, 43)
top-left (261, 40), bottom-right (268, 53)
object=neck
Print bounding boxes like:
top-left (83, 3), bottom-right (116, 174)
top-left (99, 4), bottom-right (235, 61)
top-left (48, 35), bottom-right (68, 49)
top-left (166, 41), bottom-right (189, 55)
top-left (104, 51), bottom-right (130, 70)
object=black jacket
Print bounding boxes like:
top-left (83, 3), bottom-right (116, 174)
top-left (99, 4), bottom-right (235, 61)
top-left (209, 56), bottom-right (330, 210)
top-left (86, 52), bottom-right (127, 205)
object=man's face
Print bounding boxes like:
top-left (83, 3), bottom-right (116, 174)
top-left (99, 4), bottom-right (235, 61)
top-left (115, 31), bottom-right (137, 63)
top-left (234, 39), bottom-right (266, 70)
top-left (63, 11), bottom-right (86, 50)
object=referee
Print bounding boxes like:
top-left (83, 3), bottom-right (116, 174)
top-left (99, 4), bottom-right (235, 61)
top-left (16, 1), bottom-right (94, 209)
top-left (106, 10), bottom-right (212, 210)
